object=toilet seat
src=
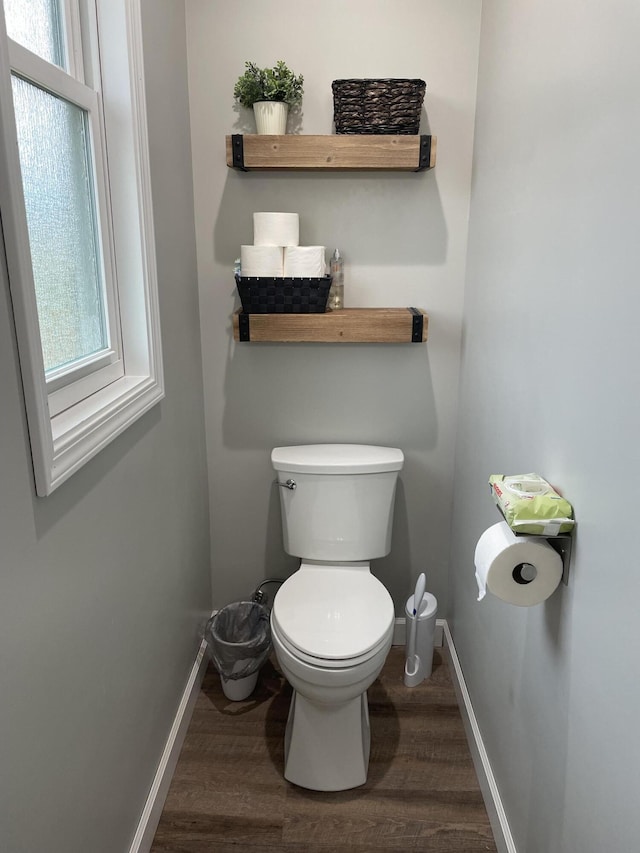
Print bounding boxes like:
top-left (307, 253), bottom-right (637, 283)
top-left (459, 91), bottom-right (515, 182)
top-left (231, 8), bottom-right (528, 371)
top-left (272, 565), bottom-right (394, 668)
top-left (272, 621), bottom-right (392, 669)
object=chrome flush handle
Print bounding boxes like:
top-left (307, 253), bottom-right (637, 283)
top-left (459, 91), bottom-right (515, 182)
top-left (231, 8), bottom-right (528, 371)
top-left (277, 478), bottom-right (297, 490)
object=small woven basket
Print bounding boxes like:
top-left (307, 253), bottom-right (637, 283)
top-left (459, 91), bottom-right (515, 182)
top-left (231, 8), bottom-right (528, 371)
top-left (236, 275), bottom-right (331, 314)
top-left (332, 78), bottom-right (426, 135)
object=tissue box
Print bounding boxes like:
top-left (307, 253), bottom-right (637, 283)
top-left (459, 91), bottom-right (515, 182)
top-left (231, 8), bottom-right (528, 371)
top-left (235, 275), bottom-right (331, 314)
top-left (489, 474), bottom-right (575, 535)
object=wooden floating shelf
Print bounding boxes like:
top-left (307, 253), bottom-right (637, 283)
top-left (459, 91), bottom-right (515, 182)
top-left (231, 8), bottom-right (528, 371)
top-left (233, 308), bottom-right (428, 343)
top-left (226, 134), bottom-right (436, 172)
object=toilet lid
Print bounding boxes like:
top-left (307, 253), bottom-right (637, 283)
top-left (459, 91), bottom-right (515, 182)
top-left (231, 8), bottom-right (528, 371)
top-left (272, 568), bottom-right (394, 661)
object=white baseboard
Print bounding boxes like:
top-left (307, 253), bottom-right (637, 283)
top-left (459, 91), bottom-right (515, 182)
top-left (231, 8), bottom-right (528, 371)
top-left (442, 621), bottom-right (517, 853)
top-left (392, 616), bottom-right (445, 648)
top-left (129, 636), bottom-right (209, 853)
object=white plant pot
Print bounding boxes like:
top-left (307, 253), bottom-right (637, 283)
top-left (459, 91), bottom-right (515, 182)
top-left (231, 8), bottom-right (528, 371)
top-left (253, 101), bottom-right (288, 134)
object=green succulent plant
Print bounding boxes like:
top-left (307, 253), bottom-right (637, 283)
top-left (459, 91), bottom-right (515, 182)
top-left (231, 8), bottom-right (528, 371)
top-left (233, 61), bottom-right (304, 108)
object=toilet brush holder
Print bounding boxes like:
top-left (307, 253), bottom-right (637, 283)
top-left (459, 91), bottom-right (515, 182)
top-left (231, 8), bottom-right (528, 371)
top-left (404, 591), bottom-right (438, 687)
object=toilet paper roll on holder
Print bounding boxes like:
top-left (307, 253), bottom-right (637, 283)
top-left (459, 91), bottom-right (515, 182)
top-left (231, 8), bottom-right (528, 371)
top-left (495, 506), bottom-right (573, 585)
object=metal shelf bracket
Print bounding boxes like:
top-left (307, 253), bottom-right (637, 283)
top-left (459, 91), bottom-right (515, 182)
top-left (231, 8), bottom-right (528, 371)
top-left (496, 506), bottom-right (574, 586)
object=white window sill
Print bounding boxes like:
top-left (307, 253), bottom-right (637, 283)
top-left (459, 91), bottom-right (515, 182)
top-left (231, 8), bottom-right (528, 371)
top-left (49, 374), bottom-right (164, 493)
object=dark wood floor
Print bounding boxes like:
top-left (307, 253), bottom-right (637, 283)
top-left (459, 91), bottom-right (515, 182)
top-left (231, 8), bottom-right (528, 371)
top-left (151, 646), bottom-right (497, 852)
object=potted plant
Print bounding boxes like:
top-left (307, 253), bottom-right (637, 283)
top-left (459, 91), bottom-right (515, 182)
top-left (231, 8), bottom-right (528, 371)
top-left (234, 60), bottom-right (304, 134)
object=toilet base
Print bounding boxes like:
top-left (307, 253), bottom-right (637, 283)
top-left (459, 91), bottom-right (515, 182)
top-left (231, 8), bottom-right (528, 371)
top-left (283, 689), bottom-right (371, 791)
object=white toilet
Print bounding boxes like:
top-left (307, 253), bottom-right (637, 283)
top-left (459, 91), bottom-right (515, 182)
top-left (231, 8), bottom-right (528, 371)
top-left (270, 443), bottom-right (404, 791)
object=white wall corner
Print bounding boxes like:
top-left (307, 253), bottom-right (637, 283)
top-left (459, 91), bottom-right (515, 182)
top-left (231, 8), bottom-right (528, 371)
top-left (129, 635), bottom-right (210, 853)
top-left (442, 621), bottom-right (517, 853)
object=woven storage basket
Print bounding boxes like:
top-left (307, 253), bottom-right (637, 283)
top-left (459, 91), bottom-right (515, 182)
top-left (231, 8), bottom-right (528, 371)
top-left (236, 275), bottom-right (331, 314)
top-left (332, 78), bottom-right (426, 135)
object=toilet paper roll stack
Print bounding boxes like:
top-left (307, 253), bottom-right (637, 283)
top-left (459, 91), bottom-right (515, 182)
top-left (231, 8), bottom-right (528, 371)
top-left (474, 521), bottom-right (563, 606)
top-left (239, 213), bottom-right (326, 278)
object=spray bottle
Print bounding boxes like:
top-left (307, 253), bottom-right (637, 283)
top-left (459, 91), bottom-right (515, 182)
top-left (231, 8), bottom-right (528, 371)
top-left (328, 248), bottom-right (344, 310)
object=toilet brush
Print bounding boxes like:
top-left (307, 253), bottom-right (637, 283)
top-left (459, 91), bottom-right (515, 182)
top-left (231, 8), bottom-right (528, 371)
top-left (404, 572), bottom-right (426, 685)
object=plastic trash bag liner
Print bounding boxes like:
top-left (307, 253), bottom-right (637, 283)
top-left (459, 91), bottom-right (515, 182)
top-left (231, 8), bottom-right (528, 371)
top-left (205, 601), bottom-right (272, 681)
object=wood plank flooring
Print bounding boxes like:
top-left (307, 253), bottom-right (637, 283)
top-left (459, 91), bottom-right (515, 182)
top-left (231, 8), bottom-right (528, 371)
top-left (151, 646), bottom-right (497, 852)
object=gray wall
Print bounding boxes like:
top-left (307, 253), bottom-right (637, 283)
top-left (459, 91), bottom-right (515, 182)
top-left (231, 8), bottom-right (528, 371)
top-left (450, 1), bottom-right (640, 851)
top-left (0, 3), bottom-right (211, 851)
top-left (186, 0), bottom-right (481, 612)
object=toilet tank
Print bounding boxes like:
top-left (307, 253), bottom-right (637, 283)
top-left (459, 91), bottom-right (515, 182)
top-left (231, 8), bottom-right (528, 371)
top-left (271, 444), bottom-right (404, 562)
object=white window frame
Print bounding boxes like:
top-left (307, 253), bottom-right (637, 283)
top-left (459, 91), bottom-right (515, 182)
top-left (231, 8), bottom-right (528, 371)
top-left (9, 37), bottom-right (125, 417)
top-left (0, 0), bottom-right (164, 496)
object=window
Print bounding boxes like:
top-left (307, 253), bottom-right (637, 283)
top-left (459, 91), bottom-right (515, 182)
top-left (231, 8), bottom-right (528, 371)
top-left (0, 0), bottom-right (163, 495)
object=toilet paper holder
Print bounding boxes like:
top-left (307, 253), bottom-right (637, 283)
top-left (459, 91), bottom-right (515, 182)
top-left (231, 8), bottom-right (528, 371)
top-left (495, 507), bottom-right (573, 585)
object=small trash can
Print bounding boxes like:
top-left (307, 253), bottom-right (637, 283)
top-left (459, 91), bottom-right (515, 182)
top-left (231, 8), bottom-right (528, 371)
top-left (205, 601), bottom-right (272, 701)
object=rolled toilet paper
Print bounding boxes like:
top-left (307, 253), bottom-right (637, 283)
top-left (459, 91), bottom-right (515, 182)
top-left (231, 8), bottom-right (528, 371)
top-left (474, 521), bottom-right (563, 606)
top-left (283, 246), bottom-right (326, 278)
top-left (253, 212), bottom-right (299, 247)
top-left (240, 245), bottom-right (284, 277)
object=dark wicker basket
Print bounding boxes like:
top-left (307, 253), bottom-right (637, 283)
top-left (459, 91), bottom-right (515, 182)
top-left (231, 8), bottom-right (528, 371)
top-left (235, 275), bottom-right (331, 314)
top-left (332, 78), bottom-right (426, 135)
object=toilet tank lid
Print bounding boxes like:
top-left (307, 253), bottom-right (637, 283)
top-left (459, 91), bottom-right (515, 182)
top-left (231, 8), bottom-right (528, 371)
top-left (271, 444), bottom-right (404, 474)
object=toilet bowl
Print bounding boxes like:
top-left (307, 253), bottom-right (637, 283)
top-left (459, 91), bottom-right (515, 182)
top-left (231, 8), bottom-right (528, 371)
top-left (270, 444), bottom-right (404, 791)
top-left (271, 562), bottom-right (394, 791)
